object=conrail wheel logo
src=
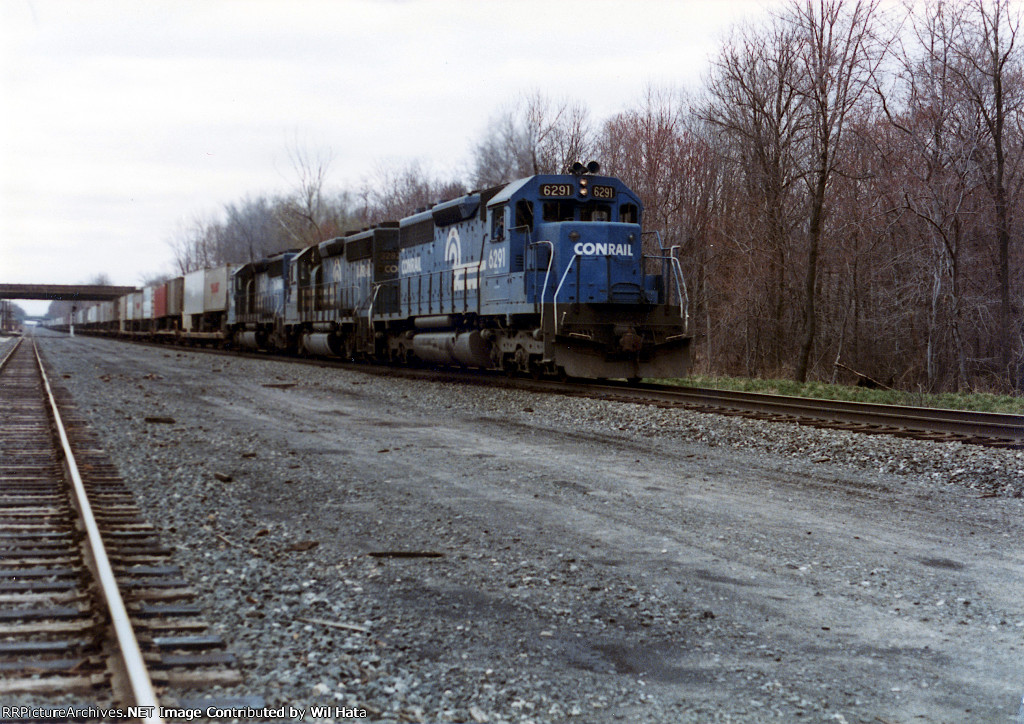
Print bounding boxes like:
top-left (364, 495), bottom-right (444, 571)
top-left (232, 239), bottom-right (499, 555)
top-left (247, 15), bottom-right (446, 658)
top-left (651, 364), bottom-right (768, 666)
top-left (574, 242), bottom-right (632, 257)
top-left (446, 227), bottom-right (481, 291)
top-left (445, 228), bottom-right (461, 266)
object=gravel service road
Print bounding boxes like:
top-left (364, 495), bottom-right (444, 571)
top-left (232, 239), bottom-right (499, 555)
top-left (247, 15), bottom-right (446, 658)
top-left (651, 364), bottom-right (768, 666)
top-left (29, 330), bottom-right (1024, 723)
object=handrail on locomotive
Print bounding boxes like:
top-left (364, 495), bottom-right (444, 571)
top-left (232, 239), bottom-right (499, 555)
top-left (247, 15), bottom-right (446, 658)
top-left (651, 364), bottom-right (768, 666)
top-left (642, 231), bottom-right (689, 335)
top-left (529, 229), bottom-right (689, 337)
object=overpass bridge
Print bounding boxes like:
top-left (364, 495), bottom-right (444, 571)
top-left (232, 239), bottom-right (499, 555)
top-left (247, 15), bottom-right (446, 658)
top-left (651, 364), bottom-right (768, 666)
top-left (0, 284), bottom-right (137, 301)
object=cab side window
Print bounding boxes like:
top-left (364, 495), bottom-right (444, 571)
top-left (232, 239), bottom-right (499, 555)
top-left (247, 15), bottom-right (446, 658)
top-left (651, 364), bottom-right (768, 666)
top-left (491, 204), bottom-right (506, 241)
top-left (514, 200), bottom-right (534, 233)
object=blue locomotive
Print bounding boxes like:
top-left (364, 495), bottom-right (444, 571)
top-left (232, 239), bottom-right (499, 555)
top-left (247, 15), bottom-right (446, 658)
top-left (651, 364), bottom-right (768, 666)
top-left (241, 165), bottom-right (692, 379)
top-left (233, 251), bottom-right (298, 351)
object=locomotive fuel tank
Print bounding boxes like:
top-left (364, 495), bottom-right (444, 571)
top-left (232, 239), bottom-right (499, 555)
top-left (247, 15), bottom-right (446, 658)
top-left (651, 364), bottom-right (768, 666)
top-left (237, 330), bottom-right (265, 350)
top-left (301, 332), bottom-right (342, 357)
top-left (411, 330), bottom-right (493, 368)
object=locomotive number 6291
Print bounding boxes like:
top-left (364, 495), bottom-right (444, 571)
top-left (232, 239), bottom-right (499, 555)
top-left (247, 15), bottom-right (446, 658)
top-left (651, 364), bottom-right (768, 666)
top-left (539, 183), bottom-right (573, 197)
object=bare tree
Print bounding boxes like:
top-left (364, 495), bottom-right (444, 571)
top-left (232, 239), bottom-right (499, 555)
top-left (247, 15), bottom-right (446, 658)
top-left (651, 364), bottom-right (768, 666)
top-left (278, 143), bottom-right (336, 247)
top-left (166, 145), bottom-right (361, 273)
top-left (168, 214), bottom-right (219, 274)
top-left (220, 196), bottom-right (283, 262)
top-left (701, 21), bottom-right (807, 372)
top-left (358, 160), bottom-right (466, 225)
top-left (601, 87), bottom-right (688, 245)
top-left (790, 0), bottom-right (887, 381)
top-left (879, 0), bottom-right (985, 389)
top-left (946, 0), bottom-right (1023, 385)
top-left (139, 271), bottom-right (174, 287)
top-left (471, 91), bottom-right (593, 187)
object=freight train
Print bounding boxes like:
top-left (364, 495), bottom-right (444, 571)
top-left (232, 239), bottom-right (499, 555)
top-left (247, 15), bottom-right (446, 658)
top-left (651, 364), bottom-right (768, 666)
top-left (50, 166), bottom-right (692, 380)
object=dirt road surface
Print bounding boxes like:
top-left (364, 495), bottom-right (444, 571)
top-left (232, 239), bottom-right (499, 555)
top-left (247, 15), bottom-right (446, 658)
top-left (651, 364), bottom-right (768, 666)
top-left (34, 332), bottom-right (1024, 723)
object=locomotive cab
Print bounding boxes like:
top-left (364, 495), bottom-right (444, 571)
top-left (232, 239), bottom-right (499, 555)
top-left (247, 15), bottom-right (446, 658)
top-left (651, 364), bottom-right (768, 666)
top-left (484, 170), bottom-right (690, 379)
top-left (486, 173), bottom-right (651, 305)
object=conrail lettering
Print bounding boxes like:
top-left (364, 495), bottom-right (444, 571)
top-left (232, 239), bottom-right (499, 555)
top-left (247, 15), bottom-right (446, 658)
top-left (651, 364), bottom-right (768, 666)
top-left (573, 242), bottom-right (631, 256)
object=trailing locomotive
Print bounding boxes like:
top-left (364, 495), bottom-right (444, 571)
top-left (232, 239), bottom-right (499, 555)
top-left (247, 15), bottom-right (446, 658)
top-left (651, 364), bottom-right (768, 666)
top-left (51, 166), bottom-right (692, 380)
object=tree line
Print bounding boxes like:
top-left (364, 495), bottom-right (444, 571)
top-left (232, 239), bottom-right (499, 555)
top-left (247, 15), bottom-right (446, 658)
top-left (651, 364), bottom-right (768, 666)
top-left (165, 0), bottom-right (1021, 392)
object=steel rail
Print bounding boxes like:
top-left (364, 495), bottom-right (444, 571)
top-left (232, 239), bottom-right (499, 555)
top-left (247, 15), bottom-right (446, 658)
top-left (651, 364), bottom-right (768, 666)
top-left (583, 382), bottom-right (1024, 445)
top-left (31, 339), bottom-right (165, 723)
top-left (642, 383), bottom-right (1024, 426)
top-left (0, 335), bottom-right (22, 371)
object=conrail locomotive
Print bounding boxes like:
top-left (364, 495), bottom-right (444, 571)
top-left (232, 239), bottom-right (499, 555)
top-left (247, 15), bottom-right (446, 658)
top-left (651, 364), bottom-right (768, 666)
top-left (52, 165), bottom-right (692, 380)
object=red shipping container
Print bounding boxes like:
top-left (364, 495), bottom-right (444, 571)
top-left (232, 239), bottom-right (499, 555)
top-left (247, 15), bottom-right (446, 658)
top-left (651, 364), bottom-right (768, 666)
top-left (154, 284), bottom-right (168, 318)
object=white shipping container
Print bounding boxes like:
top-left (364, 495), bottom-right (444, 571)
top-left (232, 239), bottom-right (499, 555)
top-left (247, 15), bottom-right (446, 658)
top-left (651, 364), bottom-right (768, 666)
top-left (118, 296), bottom-right (127, 329)
top-left (87, 305), bottom-right (99, 324)
top-left (204, 265), bottom-right (236, 312)
top-left (183, 265), bottom-right (238, 330)
top-left (183, 269), bottom-right (206, 320)
top-left (143, 286), bottom-right (154, 320)
top-left (124, 293), bottom-right (135, 321)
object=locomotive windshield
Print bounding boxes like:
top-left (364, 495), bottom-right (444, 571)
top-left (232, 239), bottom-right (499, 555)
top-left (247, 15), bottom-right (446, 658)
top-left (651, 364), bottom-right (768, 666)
top-left (540, 201), bottom-right (618, 223)
top-left (580, 205), bottom-right (611, 221)
top-left (542, 200), bottom-right (574, 222)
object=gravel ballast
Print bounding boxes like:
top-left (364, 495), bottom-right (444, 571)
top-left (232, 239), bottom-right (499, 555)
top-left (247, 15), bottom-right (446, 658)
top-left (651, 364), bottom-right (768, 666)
top-left (30, 331), bottom-right (1024, 723)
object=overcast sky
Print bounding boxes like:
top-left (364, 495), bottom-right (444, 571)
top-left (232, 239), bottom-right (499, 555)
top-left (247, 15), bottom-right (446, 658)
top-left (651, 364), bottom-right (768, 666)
top-left (1, 0), bottom-right (783, 314)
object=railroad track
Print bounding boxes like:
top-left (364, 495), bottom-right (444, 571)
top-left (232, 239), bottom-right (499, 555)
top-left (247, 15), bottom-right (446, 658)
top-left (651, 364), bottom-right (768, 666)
top-left (57, 330), bottom-right (1024, 448)
top-left (0, 338), bottom-right (257, 720)
top-left (369, 366), bottom-right (1024, 449)
top-left (566, 381), bottom-right (1024, 449)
